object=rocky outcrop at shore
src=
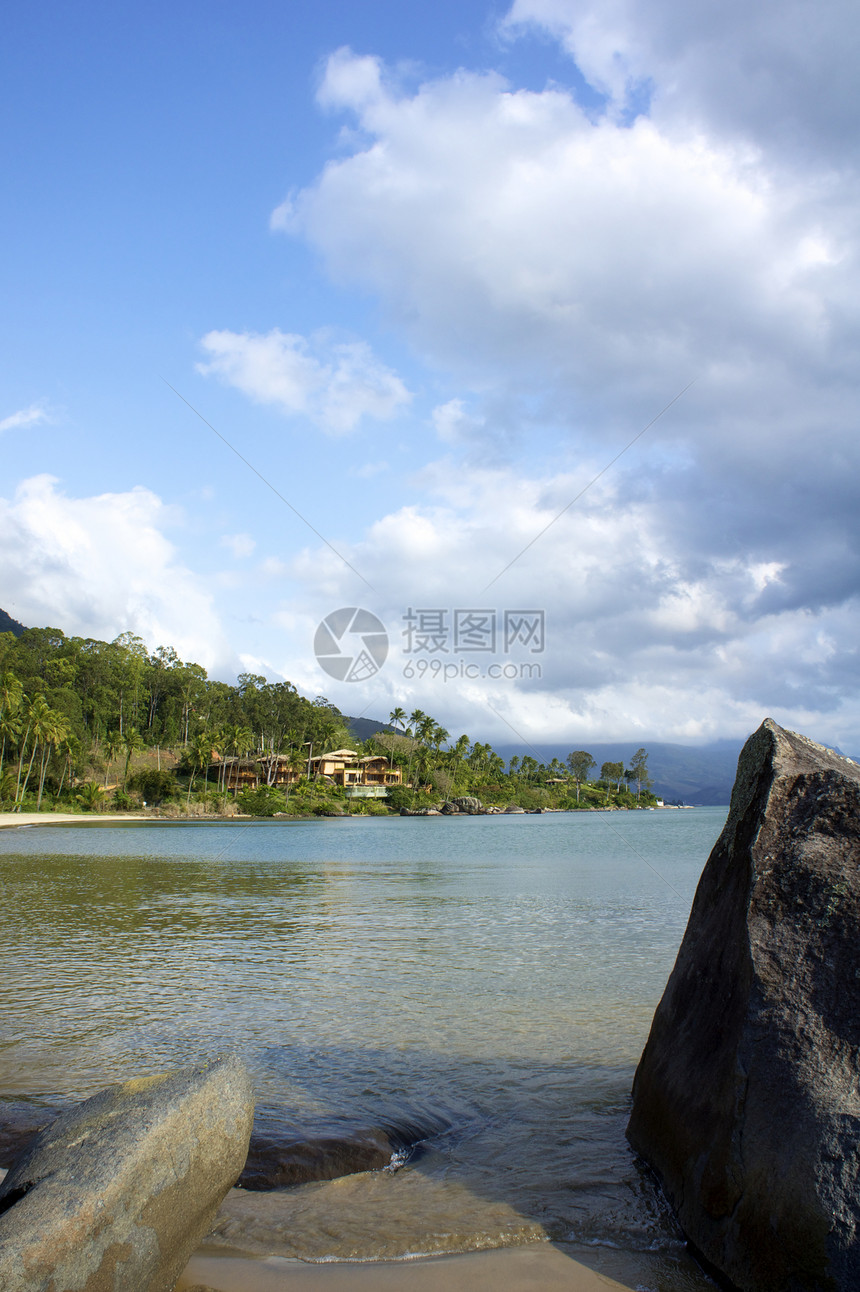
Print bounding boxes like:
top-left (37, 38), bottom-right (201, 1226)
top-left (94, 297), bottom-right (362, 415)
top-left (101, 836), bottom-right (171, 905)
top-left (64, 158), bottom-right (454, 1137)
top-left (627, 719), bottom-right (860, 1291)
top-left (0, 1054), bottom-right (254, 1292)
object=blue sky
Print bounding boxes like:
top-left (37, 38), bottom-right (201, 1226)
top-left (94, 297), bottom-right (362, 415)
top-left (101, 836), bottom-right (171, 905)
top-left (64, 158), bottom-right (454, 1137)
top-left (3, 0), bottom-right (859, 751)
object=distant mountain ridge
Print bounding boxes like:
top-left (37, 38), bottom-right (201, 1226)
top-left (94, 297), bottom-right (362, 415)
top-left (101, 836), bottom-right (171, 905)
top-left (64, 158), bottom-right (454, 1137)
top-left (0, 608), bottom-right (25, 637)
top-left (490, 739), bottom-right (744, 806)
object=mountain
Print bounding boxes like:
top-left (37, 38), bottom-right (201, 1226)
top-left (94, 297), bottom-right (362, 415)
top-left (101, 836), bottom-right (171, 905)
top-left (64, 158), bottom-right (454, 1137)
top-left (0, 608), bottom-right (25, 638)
top-left (491, 739), bottom-right (744, 805)
top-left (346, 715), bottom-right (397, 743)
top-left (350, 711), bottom-right (743, 804)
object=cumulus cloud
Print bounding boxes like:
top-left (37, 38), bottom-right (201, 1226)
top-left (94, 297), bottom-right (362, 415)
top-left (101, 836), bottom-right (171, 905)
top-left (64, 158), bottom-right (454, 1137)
top-left (197, 328), bottom-right (411, 434)
top-left (236, 17), bottom-right (860, 749)
top-left (283, 47), bottom-right (851, 432)
top-left (282, 459), bottom-right (860, 749)
top-left (0, 403), bottom-right (52, 434)
top-left (0, 475), bottom-right (233, 672)
top-left (504, 0), bottom-right (860, 165)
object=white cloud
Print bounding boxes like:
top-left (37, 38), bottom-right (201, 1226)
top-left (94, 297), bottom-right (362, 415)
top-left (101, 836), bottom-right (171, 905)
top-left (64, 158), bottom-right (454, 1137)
top-left (220, 532), bottom-right (256, 558)
top-left (431, 399), bottom-right (485, 444)
top-left (275, 457), bottom-right (860, 750)
top-left (0, 403), bottom-right (52, 434)
top-left (0, 475), bottom-right (233, 672)
top-left (284, 49), bottom-right (847, 433)
top-left (504, 0), bottom-right (860, 164)
top-left (197, 328), bottom-right (411, 435)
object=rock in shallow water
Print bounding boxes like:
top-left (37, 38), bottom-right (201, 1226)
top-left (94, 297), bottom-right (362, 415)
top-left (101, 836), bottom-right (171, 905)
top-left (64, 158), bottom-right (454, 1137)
top-left (0, 1054), bottom-right (254, 1292)
top-left (627, 718), bottom-right (860, 1291)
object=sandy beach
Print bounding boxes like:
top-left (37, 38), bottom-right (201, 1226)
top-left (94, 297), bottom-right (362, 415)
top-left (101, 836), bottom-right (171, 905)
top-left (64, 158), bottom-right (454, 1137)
top-left (176, 1242), bottom-right (636, 1291)
top-left (0, 811), bottom-right (150, 828)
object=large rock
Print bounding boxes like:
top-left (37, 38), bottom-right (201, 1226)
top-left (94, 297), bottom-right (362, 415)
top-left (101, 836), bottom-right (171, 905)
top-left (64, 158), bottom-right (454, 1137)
top-left (0, 1054), bottom-right (254, 1292)
top-left (627, 719), bottom-right (860, 1291)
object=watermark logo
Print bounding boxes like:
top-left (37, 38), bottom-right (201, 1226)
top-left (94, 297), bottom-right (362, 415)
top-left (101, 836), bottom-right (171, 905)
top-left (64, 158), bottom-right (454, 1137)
top-left (315, 605), bottom-right (545, 683)
top-left (403, 608), bottom-right (545, 656)
top-left (314, 607), bottom-right (389, 682)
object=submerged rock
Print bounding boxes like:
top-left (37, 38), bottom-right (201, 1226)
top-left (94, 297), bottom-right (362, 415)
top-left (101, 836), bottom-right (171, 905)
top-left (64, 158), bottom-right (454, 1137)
top-left (0, 1102), bottom-right (60, 1168)
top-left (239, 1126), bottom-right (395, 1189)
top-left (627, 719), bottom-right (860, 1291)
top-left (0, 1054), bottom-right (254, 1292)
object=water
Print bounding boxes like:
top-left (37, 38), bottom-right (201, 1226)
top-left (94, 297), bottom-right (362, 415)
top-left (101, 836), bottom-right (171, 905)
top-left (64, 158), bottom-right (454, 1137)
top-left (0, 810), bottom-right (727, 1285)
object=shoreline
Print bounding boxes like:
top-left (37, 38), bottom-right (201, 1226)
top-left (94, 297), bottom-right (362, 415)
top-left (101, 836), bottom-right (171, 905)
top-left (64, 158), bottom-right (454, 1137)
top-left (0, 804), bottom-right (698, 830)
top-left (176, 1241), bottom-right (637, 1291)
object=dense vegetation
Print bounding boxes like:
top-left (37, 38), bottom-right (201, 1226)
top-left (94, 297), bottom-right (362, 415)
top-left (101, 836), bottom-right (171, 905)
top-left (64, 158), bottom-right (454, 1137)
top-left (0, 626), bottom-right (655, 815)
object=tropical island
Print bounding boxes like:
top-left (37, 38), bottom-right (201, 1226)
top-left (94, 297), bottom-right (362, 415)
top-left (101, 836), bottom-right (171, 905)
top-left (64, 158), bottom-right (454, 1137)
top-left (0, 622), bottom-right (659, 818)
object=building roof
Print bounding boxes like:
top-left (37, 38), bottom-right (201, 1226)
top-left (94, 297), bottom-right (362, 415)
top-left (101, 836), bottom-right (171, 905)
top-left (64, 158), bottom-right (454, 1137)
top-left (311, 748), bottom-right (358, 761)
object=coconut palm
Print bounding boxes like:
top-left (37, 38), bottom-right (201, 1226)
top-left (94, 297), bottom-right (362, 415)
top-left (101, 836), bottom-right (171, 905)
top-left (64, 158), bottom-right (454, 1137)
top-left (36, 708), bottom-right (69, 810)
top-left (185, 731), bottom-right (212, 805)
top-left (0, 671), bottom-right (23, 784)
top-left (75, 780), bottom-right (103, 811)
top-left (0, 709), bottom-right (21, 783)
top-left (122, 727), bottom-right (143, 785)
top-left (14, 695), bottom-right (54, 808)
top-left (389, 707), bottom-right (407, 734)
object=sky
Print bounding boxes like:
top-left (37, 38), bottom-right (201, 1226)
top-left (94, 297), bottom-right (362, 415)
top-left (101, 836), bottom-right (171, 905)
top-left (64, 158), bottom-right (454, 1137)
top-left (2, 0), bottom-right (859, 751)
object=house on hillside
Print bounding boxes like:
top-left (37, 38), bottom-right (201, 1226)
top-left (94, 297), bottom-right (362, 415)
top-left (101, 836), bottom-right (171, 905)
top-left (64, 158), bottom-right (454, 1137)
top-left (310, 749), bottom-right (403, 797)
top-left (257, 754), bottom-right (304, 788)
top-left (359, 755), bottom-right (402, 787)
top-left (215, 748), bottom-right (402, 797)
top-left (309, 749), bottom-right (362, 786)
top-left (218, 758), bottom-right (260, 792)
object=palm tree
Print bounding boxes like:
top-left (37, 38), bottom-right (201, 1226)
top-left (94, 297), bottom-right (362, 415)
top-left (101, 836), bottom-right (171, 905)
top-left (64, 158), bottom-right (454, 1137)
top-left (36, 708), bottom-right (69, 810)
top-left (15, 694), bottom-right (53, 808)
top-left (186, 731), bottom-right (212, 806)
top-left (0, 672), bottom-right (23, 779)
top-left (75, 780), bottom-right (103, 812)
top-left (122, 727), bottom-right (143, 785)
top-left (0, 709), bottom-right (21, 783)
top-left (55, 732), bottom-right (80, 800)
top-left (389, 707), bottom-right (407, 734)
top-left (103, 730), bottom-right (122, 788)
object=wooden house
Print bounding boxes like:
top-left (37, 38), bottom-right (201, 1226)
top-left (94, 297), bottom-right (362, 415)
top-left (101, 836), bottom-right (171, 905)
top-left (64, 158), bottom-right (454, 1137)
top-left (218, 758), bottom-right (260, 792)
top-left (358, 755), bottom-right (402, 786)
top-left (309, 748), bottom-right (362, 786)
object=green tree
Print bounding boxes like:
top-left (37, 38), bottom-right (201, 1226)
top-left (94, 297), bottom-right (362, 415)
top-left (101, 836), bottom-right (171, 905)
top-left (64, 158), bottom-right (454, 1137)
top-left (36, 707), bottom-right (69, 809)
top-left (103, 730), bottom-right (123, 787)
top-left (185, 731), bottom-right (212, 804)
top-left (601, 761), bottom-right (624, 791)
top-left (122, 727), bottom-right (144, 785)
top-left (75, 780), bottom-right (103, 811)
top-left (566, 750), bottom-right (596, 804)
top-left (627, 748), bottom-right (651, 800)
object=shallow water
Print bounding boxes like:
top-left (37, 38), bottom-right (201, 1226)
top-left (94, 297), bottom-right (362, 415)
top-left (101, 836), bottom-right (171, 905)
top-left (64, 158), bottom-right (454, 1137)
top-left (0, 810), bottom-right (727, 1285)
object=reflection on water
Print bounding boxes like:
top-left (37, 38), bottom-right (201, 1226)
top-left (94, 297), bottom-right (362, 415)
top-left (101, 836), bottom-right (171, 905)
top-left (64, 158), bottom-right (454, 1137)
top-left (0, 811), bottom-right (727, 1286)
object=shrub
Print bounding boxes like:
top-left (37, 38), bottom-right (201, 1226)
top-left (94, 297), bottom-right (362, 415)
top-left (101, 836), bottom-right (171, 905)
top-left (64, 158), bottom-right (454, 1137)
top-left (385, 786), bottom-right (415, 811)
top-left (129, 768), bottom-right (176, 804)
top-left (75, 780), bottom-right (103, 811)
top-left (237, 785), bottom-right (287, 817)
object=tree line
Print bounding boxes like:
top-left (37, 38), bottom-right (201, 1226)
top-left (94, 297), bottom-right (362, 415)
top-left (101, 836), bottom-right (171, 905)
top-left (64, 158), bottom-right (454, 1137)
top-left (0, 626), bottom-right (348, 810)
top-left (0, 625), bottom-right (654, 813)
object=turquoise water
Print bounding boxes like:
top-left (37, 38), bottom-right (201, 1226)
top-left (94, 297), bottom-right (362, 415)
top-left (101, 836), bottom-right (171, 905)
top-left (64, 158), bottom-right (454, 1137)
top-left (0, 809), bottom-right (727, 1281)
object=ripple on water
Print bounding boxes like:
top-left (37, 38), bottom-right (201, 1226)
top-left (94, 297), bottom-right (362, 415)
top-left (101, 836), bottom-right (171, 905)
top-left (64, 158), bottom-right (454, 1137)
top-left (0, 811), bottom-right (728, 1287)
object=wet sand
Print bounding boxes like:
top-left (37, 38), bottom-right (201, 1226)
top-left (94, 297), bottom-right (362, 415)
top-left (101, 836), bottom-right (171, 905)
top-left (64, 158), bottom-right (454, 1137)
top-left (176, 1242), bottom-right (635, 1291)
